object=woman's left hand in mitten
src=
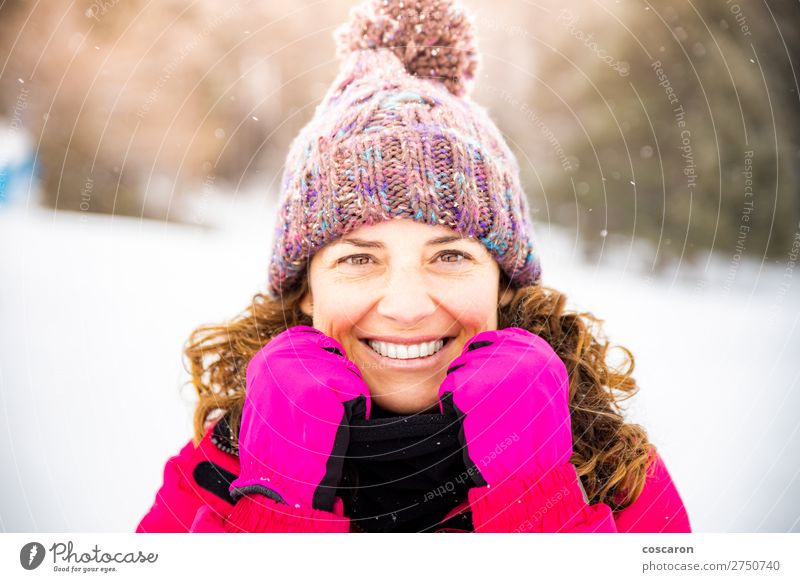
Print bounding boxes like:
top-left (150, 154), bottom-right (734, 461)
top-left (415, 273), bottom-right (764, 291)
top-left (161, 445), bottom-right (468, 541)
top-left (438, 327), bottom-right (573, 488)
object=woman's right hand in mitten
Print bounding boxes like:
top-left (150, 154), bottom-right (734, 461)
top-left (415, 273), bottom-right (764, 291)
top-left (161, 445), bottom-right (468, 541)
top-left (229, 325), bottom-right (371, 513)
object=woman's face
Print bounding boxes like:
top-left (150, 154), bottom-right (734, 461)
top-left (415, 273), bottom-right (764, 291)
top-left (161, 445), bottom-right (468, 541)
top-left (300, 218), bottom-right (514, 414)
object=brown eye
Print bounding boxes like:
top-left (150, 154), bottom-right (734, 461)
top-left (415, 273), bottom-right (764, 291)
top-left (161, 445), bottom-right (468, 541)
top-left (438, 251), bottom-right (469, 263)
top-left (339, 254), bottom-right (373, 266)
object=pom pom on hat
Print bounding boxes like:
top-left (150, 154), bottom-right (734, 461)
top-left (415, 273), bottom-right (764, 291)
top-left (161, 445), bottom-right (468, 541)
top-left (334, 0), bottom-right (479, 97)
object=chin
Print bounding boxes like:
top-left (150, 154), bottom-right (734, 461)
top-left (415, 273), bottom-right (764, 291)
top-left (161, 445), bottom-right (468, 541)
top-left (370, 389), bottom-right (440, 415)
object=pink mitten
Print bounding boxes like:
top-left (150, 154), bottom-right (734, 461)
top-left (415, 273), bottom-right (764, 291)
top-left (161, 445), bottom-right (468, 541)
top-left (438, 327), bottom-right (572, 487)
top-left (230, 325), bottom-right (371, 512)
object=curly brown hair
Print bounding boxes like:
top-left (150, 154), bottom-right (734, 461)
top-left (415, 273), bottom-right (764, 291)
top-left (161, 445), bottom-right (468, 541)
top-left (183, 273), bottom-right (654, 511)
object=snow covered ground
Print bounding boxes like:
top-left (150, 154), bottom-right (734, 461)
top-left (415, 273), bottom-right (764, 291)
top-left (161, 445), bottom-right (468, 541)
top-left (1, 188), bottom-right (798, 532)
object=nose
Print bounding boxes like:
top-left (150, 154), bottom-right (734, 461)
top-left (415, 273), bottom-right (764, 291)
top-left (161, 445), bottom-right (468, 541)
top-left (375, 266), bottom-right (437, 324)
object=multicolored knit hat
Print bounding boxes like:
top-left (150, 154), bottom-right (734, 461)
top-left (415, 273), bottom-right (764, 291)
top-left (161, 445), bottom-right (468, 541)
top-left (267, 0), bottom-right (542, 300)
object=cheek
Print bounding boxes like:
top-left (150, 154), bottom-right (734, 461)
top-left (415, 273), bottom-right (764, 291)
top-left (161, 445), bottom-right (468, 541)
top-left (313, 295), bottom-right (369, 335)
top-left (441, 283), bottom-right (499, 326)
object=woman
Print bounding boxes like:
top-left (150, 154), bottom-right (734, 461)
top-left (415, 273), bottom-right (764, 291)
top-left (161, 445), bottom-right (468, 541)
top-left (137, 0), bottom-right (690, 533)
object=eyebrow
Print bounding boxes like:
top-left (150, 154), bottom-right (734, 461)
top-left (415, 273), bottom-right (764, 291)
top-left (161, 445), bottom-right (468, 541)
top-left (334, 235), bottom-right (468, 249)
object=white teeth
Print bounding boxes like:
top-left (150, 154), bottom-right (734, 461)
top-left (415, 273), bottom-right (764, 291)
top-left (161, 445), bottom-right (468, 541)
top-left (367, 339), bottom-right (445, 359)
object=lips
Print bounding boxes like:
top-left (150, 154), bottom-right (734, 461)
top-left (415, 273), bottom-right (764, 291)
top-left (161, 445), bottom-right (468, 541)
top-left (359, 335), bottom-right (455, 345)
top-left (357, 336), bottom-right (456, 367)
top-left (359, 337), bottom-right (454, 349)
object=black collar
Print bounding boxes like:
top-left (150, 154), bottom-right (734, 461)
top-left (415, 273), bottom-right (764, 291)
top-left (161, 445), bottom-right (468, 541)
top-left (338, 403), bottom-right (473, 532)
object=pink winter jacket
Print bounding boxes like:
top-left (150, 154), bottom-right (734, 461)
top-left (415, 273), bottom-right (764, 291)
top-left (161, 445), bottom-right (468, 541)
top-left (136, 419), bottom-right (691, 533)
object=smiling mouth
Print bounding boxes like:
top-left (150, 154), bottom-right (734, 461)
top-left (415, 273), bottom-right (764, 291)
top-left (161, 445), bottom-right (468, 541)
top-left (360, 337), bottom-right (454, 360)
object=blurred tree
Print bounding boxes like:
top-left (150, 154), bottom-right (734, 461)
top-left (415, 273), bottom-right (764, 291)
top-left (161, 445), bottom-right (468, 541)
top-left (0, 0), bottom-right (349, 223)
top-left (478, 0), bottom-right (799, 271)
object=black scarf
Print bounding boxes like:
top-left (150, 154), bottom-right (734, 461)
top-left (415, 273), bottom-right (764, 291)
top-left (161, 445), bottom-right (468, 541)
top-left (337, 403), bottom-right (474, 533)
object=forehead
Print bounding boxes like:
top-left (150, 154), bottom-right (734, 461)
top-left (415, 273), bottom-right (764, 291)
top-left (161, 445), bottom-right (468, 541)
top-left (327, 218), bottom-right (477, 247)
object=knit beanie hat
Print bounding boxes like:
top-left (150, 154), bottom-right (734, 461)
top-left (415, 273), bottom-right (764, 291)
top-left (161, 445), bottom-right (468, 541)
top-left (267, 0), bottom-right (542, 300)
